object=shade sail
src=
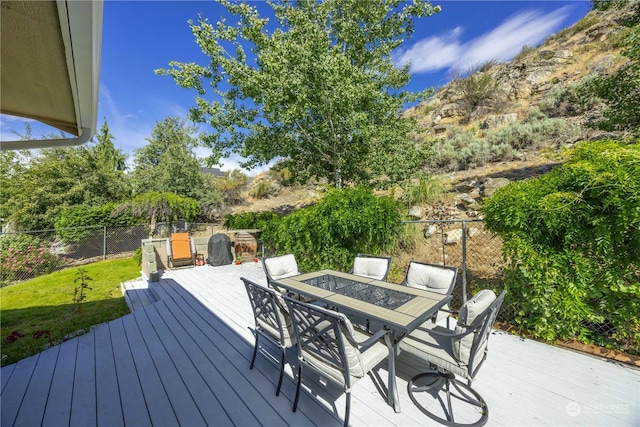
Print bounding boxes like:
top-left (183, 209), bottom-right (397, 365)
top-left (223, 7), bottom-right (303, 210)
top-left (0, 0), bottom-right (103, 150)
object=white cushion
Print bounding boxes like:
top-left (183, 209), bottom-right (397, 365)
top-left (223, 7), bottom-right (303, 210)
top-left (303, 316), bottom-right (388, 385)
top-left (353, 257), bottom-right (389, 280)
top-left (405, 263), bottom-right (455, 293)
top-left (265, 254), bottom-right (300, 280)
top-left (453, 289), bottom-right (496, 364)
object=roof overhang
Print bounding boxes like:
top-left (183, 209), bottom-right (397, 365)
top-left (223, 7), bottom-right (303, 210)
top-left (0, 0), bottom-right (103, 150)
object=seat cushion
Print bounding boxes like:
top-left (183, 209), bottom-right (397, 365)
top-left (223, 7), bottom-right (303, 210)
top-left (302, 325), bottom-right (388, 386)
top-left (399, 326), bottom-right (470, 379)
top-left (265, 254), bottom-right (300, 280)
top-left (405, 263), bottom-right (455, 293)
top-left (352, 257), bottom-right (389, 280)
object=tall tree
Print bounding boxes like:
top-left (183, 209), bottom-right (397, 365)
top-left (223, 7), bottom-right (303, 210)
top-left (87, 119), bottom-right (131, 202)
top-left (157, 0), bottom-right (439, 187)
top-left (131, 116), bottom-right (206, 199)
top-left (0, 123), bottom-right (131, 231)
top-left (93, 119), bottom-right (127, 172)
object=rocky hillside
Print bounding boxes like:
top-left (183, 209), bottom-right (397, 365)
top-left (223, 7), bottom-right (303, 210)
top-left (233, 5), bottom-right (632, 219)
top-left (405, 5), bottom-right (629, 139)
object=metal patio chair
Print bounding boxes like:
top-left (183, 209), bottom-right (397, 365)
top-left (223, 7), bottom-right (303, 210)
top-left (242, 277), bottom-right (296, 396)
top-left (401, 261), bottom-right (458, 327)
top-left (283, 295), bottom-right (391, 427)
top-left (262, 254), bottom-right (303, 293)
top-left (350, 253), bottom-right (392, 281)
top-left (400, 289), bottom-right (507, 427)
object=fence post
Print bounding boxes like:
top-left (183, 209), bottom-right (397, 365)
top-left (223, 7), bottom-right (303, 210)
top-left (103, 226), bottom-right (107, 260)
top-left (461, 220), bottom-right (468, 304)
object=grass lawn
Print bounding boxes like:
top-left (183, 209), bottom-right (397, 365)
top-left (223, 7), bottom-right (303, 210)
top-left (1, 258), bottom-right (140, 366)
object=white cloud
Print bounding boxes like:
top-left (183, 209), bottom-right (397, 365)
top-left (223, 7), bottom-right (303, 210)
top-left (395, 6), bottom-right (572, 74)
top-left (98, 84), bottom-right (152, 156)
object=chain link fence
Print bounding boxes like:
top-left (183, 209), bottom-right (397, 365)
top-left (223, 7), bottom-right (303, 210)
top-left (397, 220), bottom-right (637, 356)
top-left (396, 220), bottom-right (506, 315)
top-left (1, 225), bottom-right (148, 286)
top-left (2, 220), bottom-right (635, 355)
top-left (0, 222), bottom-right (228, 286)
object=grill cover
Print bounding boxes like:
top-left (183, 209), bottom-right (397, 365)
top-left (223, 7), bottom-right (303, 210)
top-left (207, 234), bottom-right (233, 266)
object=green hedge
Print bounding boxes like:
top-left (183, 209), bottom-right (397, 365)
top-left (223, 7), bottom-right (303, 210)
top-left (483, 140), bottom-right (640, 354)
top-left (262, 187), bottom-right (402, 272)
top-left (55, 203), bottom-right (138, 244)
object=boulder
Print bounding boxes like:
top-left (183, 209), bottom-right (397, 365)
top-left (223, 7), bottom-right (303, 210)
top-left (423, 224), bottom-right (438, 238)
top-left (408, 205), bottom-right (422, 219)
top-left (454, 193), bottom-right (482, 211)
top-left (445, 229), bottom-right (463, 245)
top-left (482, 178), bottom-right (511, 199)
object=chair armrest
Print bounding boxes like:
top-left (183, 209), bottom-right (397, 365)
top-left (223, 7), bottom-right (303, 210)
top-left (357, 328), bottom-right (391, 353)
top-left (422, 325), bottom-right (477, 341)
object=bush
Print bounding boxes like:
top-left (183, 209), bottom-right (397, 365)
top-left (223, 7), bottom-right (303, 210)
top-left (262, 187), bottom-right (402, 272)
top-left (0, 234), bottom-right (65, 286)
top-left (211, 169), bottom-right (248, 205)
top-left (133, 247), bottom-right (142, 266)
top-left (540, 76), bottom-right (600, 117)
top-left (487, 110), bottom-right (576, 150)
top-left (250, 180), bottom-right (280, 199)
top-left (55, 203), bottom-right (138, 244)
top-left (483, 140), bottom-right (640, 353)
top-left (401, 174), bottom-right (445, 208)
top-left (224, 211), bottom-right (281, 231)
top-left (514, 44), bottom-right (536, 61)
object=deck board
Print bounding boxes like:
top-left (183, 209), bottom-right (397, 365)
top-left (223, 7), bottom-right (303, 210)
top-left (69, 331), bottom-right (97, 427)
top-left (13, 345), bottom-right (58, 427)
top-left (1, 351), bottom-right (39, 426)
top-left (131, 306), bottom-right (208, 427)
top-left (41, 338), bottom-right (78, 427)
top-left (1, 262), bottom-right (639, 427)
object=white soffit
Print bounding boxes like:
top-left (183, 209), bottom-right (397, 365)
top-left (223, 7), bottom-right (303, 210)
top-left (0, 0), bottom-right (103, 150)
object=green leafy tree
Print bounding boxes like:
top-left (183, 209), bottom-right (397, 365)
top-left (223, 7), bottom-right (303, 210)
top-left (483, 141), bottom-right (640, 353)
top-left (131, 117), bottom-right (207, 199)
top-left (1, 146), bottom-right (127, 231)
top-left (0, 123), bottom-right (131, 231)
top-left (114, 192), bottom-right (200, 235)
top-left (157, 0), bottom-right (439, 187)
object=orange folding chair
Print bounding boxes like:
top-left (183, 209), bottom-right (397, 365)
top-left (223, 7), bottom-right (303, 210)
top-left (167, 232), bottom-right (196, 269)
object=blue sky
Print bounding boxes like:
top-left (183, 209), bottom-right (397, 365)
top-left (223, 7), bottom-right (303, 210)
top-left (2, 0), bottom-right (592, 172)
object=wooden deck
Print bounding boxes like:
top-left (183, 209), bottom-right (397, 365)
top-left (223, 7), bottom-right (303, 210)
top-left (2, 262), bottom-right (638, 426)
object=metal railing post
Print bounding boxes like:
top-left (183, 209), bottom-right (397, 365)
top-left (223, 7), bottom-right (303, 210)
top-left (461, 220), bottom-right (468, 304)
top-left (103, 226), bottom-right (107, 260)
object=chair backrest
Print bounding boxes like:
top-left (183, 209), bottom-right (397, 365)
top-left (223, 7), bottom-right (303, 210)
top-left (283, 295), bottom-right (367, 387)
top-left (168, 232), bottom-right (195, 260)
top-left (402, 261), bottom-right (457, 295)
top-left (242, 277), bottom-right (295, 347)
top-left (351, 253), bottom-right (392, 281)
top-left (263, 254), bottom-right (301, 289)
top-left (452, 289), bottom-right (506, 377)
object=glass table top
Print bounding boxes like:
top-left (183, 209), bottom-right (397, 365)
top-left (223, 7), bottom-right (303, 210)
top-left (301, 274), bottom-right (414, 310)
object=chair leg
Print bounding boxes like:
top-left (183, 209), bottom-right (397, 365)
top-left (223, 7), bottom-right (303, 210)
top-left (276, 348), bottom-right (285, 396)
top-left (250, 334), bottom-right (259, 370)
top-left (293, 365), bottom-right (302, 412)
top-left (408, 371), bottom-right (488, 427)
top-left (343, 390), bottom-right (351, 427)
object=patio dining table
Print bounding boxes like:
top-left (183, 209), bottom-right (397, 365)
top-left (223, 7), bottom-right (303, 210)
top-left (273, 269), bottom-right (452, 413)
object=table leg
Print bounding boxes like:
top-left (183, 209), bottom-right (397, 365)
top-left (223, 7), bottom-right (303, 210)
top-left (384, 332), bottom-right (401, 413)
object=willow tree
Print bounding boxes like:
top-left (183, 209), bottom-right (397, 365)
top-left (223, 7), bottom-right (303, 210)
top-left (157, 0), bottom-right (439, 187)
